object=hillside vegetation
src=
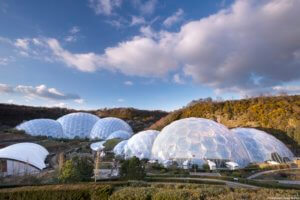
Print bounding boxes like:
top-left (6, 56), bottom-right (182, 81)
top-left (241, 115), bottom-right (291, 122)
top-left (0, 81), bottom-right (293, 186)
top-left (0, 104), bottom-right (167, 132)
top-left (150, 95), bottom-right (300, 155)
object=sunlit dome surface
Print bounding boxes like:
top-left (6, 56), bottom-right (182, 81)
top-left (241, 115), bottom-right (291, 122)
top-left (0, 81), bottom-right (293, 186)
top-left (90, 141), bottom-right (106, 152)
top-left (124, 130), bottom-right (159, 160)
top-left (16, 119), bottom-right (63, 138)
top-left (90, 117), bottom-right (132, 140)
top-left (106, 130), bottom-right (131, 140)
top-left (0, 143), bottom-right (49, 170)
top-left (151, 118), bottom-right (250, 167)
top-left (231, 128), bottom-right (294, 163)
top-left (113, 140), bottom-right (128, 157)
top-left (57, 112), bottom-right (100, 139)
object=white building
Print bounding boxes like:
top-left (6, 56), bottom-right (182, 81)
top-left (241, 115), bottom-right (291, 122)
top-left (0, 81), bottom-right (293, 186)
top-left (0, 143), bottom-right (49, 177)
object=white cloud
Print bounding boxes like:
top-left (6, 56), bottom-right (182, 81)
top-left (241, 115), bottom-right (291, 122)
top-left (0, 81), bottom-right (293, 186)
top-left (89, 0), bottom-right (122, 15)
top-left (70, 26), bottom-right (80, 34)
top-left (74, 98), bottom-right (85, 104)
top-left (51, 102), bottom-right (68, 108)
top-left (272, 85), bottom-right (300, 94)
top-left (0, 57), bottom-right (9, 65)
top-left (137, 0), bottom-right (157, 15)
top-left (47, 38), bottom-right (104, 72)
top-left (7, 99), bottom-right (14, 104)
top-left (163, 9), bottom-right (184, 27)
top-left (14, 38), bottom-right (30, 50)
top-left (130, 16), bottom-right (146, 26)
top-left (173, 74), bottom-right (185, 84)
top-left (117, 98), bottom-right (124, 102)
top-left (175, 0), bottom-right (300, 92)
top-left (0, 83), bottom-right (82, 101)
top-left (65, 36), bottom-right (77, 43)
top-left (124, 81), bottom-right (133, 86)
top-left (0, 84), bottom-right (14, 93)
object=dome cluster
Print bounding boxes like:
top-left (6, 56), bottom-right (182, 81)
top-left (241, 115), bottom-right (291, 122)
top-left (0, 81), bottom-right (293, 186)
top-left (16, 112), bottom-right (133, 140)
top-left (113, 117), bottom-right (294, 168)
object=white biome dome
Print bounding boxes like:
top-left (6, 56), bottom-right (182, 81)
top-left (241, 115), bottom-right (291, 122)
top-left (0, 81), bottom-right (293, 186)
top-left (151, 118), bottom-right (250, 167)
top-left (16, 119), bottom-right (63, 138)
top-left (57, 112), bottom-right (100, 139)
top-left (124, 130), bottom-right (159, 160)
top-left (106, 130), bottom-right (131, 140)
top-left (90, 117), bottom-right (132, 140)
top-left (113, 140), bottom-right (128, 157)
top-left (231, 128), bottom-right (294, 163)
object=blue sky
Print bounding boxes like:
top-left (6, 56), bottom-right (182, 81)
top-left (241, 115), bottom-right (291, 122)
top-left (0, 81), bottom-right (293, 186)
top-left (0, 0), bottom-right (299, 111)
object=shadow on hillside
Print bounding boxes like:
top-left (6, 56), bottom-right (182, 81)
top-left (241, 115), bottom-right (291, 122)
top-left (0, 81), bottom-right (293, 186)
top-left (257, 127), bottom-right (300, 156)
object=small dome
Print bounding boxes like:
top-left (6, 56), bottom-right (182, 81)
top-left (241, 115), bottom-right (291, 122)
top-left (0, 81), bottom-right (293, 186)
top-left (113, 140), bottom-right (128, 156)
top-left (90, 117), bottom-right (132, 140)
top-left (231, 128), bottom-right (294, 163)
top-left (90, 141), bottom-right (106, 152)
top-left (106, 130), bottom-right (131, 140)
top-left (57, 112), bottom-right (100, 139)
top-left (124, 130), bottom-right (159, 160)
top-left (151, 118), bottom-right (250, 167)
top-left (16, 119), bottom-right (63, 138)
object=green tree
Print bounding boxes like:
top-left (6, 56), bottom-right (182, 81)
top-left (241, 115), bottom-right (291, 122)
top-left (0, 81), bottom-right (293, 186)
top-left (120, 156), bottom-right (145, 180)
top-left (58, 156), bottom-right (93, 183)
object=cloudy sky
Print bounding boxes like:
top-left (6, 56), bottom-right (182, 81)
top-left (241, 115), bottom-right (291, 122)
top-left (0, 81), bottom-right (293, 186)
top-left (0, 0), bottom-right (300, 111)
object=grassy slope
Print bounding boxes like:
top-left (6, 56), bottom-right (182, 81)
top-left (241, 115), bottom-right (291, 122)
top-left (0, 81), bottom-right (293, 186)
top-left (150, 95), bottom-right (300, 155)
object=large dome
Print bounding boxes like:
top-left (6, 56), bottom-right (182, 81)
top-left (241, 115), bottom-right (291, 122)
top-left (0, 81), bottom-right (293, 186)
top-left (16, 119), bottom-right (63, 138)
top-left (57, 112), bottom-right (100, 139)
top-left (90, 117), bottom-right (132, 140)
top-left (124, 130), bottom-right (159, 160)
top-left (151, 118), bottom-right (250, 167)
top-left (231, 128), bottom-right (294, 163)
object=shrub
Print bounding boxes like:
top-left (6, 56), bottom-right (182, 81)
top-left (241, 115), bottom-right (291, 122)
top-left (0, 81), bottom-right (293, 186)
top-left (120, 157), bottom-right (146, 180)
top-left (59, 156), bottom-right (93, 183)
top-left (109, 187), bottom-right (155, 200)
top-left (103, 139), bottom-right (122, 151)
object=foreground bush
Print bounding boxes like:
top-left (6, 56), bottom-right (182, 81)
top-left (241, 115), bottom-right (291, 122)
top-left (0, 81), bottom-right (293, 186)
top-left (120, 157), bottom-right (146, 180)
top-left (0, 184), bottom-right (112, 200)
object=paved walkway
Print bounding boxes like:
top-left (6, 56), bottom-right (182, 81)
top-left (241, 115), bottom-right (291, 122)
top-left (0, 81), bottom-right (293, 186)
top-left (247, 168), bottom-right (300, 179)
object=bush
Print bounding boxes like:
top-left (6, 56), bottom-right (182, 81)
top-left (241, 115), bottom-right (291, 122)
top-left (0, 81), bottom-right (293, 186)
top-left (59, 156), bottom-right (93, 183)
top-left (0, 184), bottom-right (112, 200)
top-left (109, 187), bottom-right (155, 200)
top-left (120, 157), bottom-right (146, 180)
top-left (103, 139), bottom-right (122, 151)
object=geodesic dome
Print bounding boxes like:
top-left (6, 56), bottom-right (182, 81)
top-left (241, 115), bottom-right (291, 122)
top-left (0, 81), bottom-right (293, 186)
top-left (57, 112), bottom-right (100, 139)
top-left (231, 128), bottom-right (294, 163)
top-left (151, 118), bottom-right (250, 167)
top-left (16, 119), bottom-right (63, 138)
top-left (90, 117), bottom-right (132, 140)
top-left (113, 140), bottom-right (128, 157)
top-left (106, 130), bottom-right (131, 140)
top-left (124, 130), bottom-right (159, 160)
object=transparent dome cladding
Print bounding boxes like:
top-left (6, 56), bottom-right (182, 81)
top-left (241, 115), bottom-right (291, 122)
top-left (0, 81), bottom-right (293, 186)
top-left (232, 128), bottom-right (294, 163)
top-left (57, 112), bottom-right (100, 139)
top-left (16, 119), bottom-right (63, 138)
top-left (151, 118), bottom-right (252, 167)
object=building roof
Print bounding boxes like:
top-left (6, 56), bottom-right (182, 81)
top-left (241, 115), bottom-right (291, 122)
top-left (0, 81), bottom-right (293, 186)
top-left (0, 143), bottom-right (49, 170)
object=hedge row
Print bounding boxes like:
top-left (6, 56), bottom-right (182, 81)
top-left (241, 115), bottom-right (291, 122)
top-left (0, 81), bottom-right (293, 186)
top-left (0, 183), bottom-right (299, 200)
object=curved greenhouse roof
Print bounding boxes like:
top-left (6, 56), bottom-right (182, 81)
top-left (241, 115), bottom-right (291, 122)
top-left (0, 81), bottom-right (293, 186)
top-left (57, 112), bottom-right (100, 139)
top-left (106, 130), bottom-right (131, 140)
top-left (231, 128), bottom-right (294, 163)
top-left (0, 143), bottom-right (49, 170)
top-left (90, 117), bottom-right (132, 140)
top-left (151, 118), bottom-right (250, 167)
top-left (124, 130), bottom-right (159, 160)
top-left (113, 140), bottom-right (128, 157)
top-left (16, 119), bottom-right (63, 138)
